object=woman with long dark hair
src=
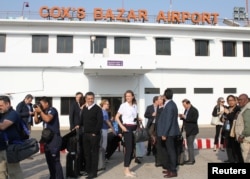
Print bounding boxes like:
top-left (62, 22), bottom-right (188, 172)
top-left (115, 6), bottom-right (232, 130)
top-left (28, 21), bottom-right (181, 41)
top-left (223, 95), bottom-right (243, 163)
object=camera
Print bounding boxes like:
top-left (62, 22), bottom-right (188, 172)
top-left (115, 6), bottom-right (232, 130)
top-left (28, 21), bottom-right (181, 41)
top-left (33, 103), bottom-right (41, 108)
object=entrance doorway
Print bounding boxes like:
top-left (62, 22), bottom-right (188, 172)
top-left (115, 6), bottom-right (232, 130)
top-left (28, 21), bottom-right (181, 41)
top-left (101, 97), bottom-right (122, 118)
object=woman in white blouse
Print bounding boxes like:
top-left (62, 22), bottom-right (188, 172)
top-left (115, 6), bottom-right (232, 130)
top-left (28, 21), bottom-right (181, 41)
top-left (115, 90), bottom-right (140, 178)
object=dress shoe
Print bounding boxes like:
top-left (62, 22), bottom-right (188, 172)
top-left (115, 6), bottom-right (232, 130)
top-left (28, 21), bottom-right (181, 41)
top-left (162, 170), bottom-right (169, 174)
top-left (146, 151), bottom-right (151, 156)
top-left (184, 160), bottom-right (195, 165)
top-left (81, 171), bottom-right (88, 176)
top-left (164, 172), bottom-right (177, 178)
top-left (135, 157), bottom-right (141, 164)
top-left (220, 148), bottom-right (225, 152)
top-left (97, 167), bottom-right (106, 171)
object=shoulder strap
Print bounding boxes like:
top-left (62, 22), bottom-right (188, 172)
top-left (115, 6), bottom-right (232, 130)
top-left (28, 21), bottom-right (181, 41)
top-left (19, 118), bottom-right (30, 136)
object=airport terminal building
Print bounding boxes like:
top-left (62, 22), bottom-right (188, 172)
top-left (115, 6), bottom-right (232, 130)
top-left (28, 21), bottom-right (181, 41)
top-left (1, 6), bottom-right (250, 128)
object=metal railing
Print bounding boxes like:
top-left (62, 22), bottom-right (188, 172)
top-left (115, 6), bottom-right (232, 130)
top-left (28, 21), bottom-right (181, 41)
top-left (0, 10), bottom-right (249, 27)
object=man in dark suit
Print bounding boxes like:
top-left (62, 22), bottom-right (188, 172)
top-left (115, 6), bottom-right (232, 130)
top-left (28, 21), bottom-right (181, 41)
top-left (69, 92), bottom-right (84, 130)
top-left (179, 99), bottom-right (199, 165)
top-left (157, 89), bottom-right (180, 178)
top-left (16, 94), bottom-right (34, 131)
top-left (144, 96), bottom-right (158, 156)
top-left (69, 92), bottom-right (86, 175)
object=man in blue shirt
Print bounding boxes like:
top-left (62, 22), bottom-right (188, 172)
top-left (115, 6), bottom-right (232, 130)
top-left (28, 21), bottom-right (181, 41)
top-left (0, 95), bottom-right (24, 179)
top-left (34, 96), bottom-right (64, 179)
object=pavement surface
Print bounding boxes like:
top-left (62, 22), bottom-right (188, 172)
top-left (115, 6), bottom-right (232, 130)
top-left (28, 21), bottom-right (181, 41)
top-left (20, 126), bottom-right (227, 179)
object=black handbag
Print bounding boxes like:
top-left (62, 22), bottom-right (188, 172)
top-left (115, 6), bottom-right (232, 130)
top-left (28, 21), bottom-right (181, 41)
top-left (6, 138), bottom-right (39, 163)
top-left (40, 128), bottom-right (54, 143)
top-left (134, 122), bottom-right (150, 143)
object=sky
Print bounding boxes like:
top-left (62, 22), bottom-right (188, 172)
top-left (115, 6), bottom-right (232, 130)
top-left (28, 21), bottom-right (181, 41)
top-left (0, 0), bottom-right (247, 20)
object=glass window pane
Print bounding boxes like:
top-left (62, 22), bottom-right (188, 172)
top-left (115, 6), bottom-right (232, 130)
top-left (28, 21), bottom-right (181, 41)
top-left (0, 34), bottom-right (6, 52)
top-left (32, 35), bottom-right (48, 53)
top-left (195, 40), bottom-right (209, 56)
top-left (156, 38), bottom-right (171, 55)
top-left (57, 36), bottom-right (73, 53)
top-left (115, 37), bottom-right (130, 54)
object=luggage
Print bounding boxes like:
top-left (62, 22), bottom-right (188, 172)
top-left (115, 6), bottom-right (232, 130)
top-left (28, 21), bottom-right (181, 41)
top-left (98, 147), bottom-right (106, 171)
top-left (176, 135), bottom-right (185, 165)
top-left (105, 132), bottom-right (121, 160)
top-left (65, 129), bottom-right (83, 177)
top-left (66, 152), bottom-right (81, 178)
top-left (177, 144), bottom-right (185, 165)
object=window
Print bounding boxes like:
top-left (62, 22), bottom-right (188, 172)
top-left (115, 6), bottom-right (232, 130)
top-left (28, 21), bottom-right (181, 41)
top-left (90, 36), bottom-right (107, 54)
top-left (144, 88), bottom-right (160, 94)
top-left (32, 35), bottom-right (48, 53)
top-left (195, 40), bottom-right (209, 56)
top-left (223, 41), bottom-right (236, 57)
top-left (114, 37), bottom-right (130, 54)
top-left (170, 88), bottom-right (186, 94)
top-left (156, 38), bottom-right (171, 55)
top-left (61, 97), bottom-right (75, 115)
top-left (243, 41), bottom-right (250, 57)
top-left (194, 88), bottom-right (213, 94)
top-left (57, 35), bottom-right (73, 53)
top-left (0, 34), bottom-right (6, 52)
top-left (224, 88), bottom-right (237, 94)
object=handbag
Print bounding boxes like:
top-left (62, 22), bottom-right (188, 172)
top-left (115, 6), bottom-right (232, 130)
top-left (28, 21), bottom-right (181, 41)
top-left (6, 138), bottom-right (39, 163)
top-left (40, 128), bottom-right (54, 143)
top-left (134, 122), bottom-right (150, 143)
top-left (210, 116), bottom-right (220, 126)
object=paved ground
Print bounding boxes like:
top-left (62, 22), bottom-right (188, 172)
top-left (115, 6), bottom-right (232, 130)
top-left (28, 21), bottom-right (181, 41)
top-left (19, 126), bottom-right (227, 179)
top-left (21, 145), bottom-right (227, 179)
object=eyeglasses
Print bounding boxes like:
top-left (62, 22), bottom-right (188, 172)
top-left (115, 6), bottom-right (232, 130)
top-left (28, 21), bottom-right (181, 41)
top-left (220, 101), bottom-right (225, 103)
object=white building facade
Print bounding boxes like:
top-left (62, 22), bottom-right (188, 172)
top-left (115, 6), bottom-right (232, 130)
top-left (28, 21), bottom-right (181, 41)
top-left (1, 14), bottom-right (250, 128)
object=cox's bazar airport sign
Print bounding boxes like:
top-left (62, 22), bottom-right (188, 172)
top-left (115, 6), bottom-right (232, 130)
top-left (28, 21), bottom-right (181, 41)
top-left (39, 6), bottom-right (219, 24)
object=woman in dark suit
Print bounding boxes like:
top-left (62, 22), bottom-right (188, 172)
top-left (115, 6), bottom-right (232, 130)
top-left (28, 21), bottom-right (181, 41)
top-left (179, 99), bottom-right (199, 165)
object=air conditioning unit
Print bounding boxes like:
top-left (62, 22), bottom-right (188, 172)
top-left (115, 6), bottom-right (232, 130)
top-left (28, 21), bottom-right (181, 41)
top-left (103, 48), bottom-right (109, 57)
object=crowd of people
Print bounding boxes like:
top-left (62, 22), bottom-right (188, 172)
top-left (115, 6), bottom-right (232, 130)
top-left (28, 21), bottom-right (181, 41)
top-left (211, 94), bottom-right (250, 164)
top-left (0, 90), bottom-right (249, 178)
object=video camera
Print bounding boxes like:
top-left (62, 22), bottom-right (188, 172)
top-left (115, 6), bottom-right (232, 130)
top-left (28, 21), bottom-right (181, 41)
top-left (33, 103), bottom-right (41, 108)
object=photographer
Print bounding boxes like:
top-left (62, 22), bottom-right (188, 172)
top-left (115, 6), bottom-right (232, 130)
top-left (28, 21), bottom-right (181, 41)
top-left (33, 96), bottom-right (64, 179)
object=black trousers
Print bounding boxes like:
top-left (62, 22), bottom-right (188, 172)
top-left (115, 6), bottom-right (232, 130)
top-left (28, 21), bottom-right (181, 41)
top-left (45, 145), bottom-right (64, 179)
top-left (147, 124), bottom-right (156, 154)
top-left (123, 125), bottom-right (137, 167)
top-left (163, 136), bottom-right (178, 173)
top-left (224, 132), bottom-right (244, 163)
top-left (155, 136), bottom-right (168, 167)
top-left (82, 133), bottom-right (101, 176)
top-left (214, 125), bottom-right (224, 146)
